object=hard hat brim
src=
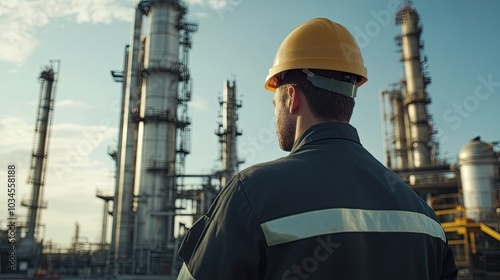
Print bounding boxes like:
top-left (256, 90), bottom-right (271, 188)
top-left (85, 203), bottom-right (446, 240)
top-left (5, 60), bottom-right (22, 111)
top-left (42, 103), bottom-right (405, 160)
top-left (264, 18), bottom-right (368, 92)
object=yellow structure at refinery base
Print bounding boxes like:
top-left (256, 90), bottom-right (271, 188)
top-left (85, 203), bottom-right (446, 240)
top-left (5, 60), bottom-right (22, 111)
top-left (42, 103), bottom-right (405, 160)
top-left (436, 207), bottom-right (500, 279)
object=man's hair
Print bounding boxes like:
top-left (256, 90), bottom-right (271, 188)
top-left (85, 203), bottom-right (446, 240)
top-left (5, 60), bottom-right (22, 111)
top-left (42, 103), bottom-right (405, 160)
top-left (278, 69), bottom-right (358, 122)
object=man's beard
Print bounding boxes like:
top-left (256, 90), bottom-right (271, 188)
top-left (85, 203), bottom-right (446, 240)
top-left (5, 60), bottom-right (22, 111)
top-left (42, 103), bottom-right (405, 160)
top-left (276, 106), bottom-right (296, 152)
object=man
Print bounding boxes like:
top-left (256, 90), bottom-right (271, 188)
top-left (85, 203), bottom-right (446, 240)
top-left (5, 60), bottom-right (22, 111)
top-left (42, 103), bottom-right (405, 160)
top-left (177, 18), bottom-right (457, 280)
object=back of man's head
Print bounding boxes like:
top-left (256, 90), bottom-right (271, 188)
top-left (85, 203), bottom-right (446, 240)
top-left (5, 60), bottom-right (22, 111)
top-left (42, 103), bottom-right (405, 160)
top-left (278, 69), bottom-right (359, 122)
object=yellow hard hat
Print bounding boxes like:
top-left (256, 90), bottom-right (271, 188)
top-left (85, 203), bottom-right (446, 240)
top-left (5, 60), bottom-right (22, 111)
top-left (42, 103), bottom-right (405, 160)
top-left (264, 18), bottom-right (368, 95)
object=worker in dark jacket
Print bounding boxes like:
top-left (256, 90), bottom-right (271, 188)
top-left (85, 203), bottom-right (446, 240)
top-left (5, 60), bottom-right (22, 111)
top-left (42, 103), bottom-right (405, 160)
top-left (177, 17), bottom-right (457, 280)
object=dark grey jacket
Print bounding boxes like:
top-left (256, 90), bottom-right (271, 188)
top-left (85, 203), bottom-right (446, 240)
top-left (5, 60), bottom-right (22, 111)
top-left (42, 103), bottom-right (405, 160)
top-left (178, 122), bottom-right (457, 280)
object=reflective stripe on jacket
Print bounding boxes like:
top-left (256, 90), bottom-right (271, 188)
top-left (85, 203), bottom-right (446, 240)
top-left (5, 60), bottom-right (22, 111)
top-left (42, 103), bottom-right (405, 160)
top-left (177, 122), bottom-right (457, 280)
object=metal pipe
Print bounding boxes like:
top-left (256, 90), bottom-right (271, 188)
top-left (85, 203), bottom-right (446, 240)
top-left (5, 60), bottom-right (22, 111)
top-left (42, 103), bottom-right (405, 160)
top-left (101, 200), bottom-right (109, 246)
top-left (132, 201), bottom-right (140, 273)
top-left (108, 44), bottom-right (129, 274)
top-left (113, 5), bottom-right (142, 273)
top-left (176, 174), bottom-right (213, 178)
top-left (379, 90), bottom-right (391, 167)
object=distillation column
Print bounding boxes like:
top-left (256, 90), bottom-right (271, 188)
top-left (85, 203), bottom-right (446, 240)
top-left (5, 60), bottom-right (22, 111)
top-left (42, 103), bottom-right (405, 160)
top-left (111, 5), bottom-right (143, 274)
top-left (395, 4), bottom-right (432, 168)
top-left (25, 62), bottom-right (59, 242)
top-left (18, 61), bottom-right (59, 271)
top-left (381, 87), bottom-right (410, 169)
top-left (135, 0), bottom-right (184, 273)
top-left (216, 80), bottom-right (242, 187)
top-left (391, 90), bottom-right (409, 169)
top-left (111, 0), bottom-right (196, 275)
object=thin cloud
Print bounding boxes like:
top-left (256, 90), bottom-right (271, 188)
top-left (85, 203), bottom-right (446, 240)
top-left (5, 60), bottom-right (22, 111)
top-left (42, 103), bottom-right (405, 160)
top-left (64, 1), bottom-right (135, 24)
top-left (193, 12), bottom-right (210, 19)
top-left (55, 99), bottom-right (89, 109)
top-left (0, 0), bottom-right (135, 65)
top-left (185, 0), bottom-right (206, 7)
top-left (190, 95), bottom-right (209, 113)
top-left (193, 0), bottom-right (244, 20)
top-left (208, 0), bottom-right (229, 11)
top-left (0, 0), bottom-right (237, 64)
top-left (0, 117), bottom-right (118, 182)
top-left (0, 117), bottom-right (117, 244)
top-left (0, 117), bottom-right (34, 150)
top-left (0, 21), bottom-right (40, 65)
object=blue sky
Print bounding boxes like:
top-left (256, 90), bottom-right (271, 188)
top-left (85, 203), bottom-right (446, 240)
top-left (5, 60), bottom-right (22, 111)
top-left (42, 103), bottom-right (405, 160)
top-left (0, 0), bottom-right (499, 248)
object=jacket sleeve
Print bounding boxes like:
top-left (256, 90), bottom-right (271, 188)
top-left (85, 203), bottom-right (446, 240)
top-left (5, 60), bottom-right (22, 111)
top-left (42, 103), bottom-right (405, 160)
top-left (440, 243), bottom-right (458, 280)
top-left (177, 175), bottom-right (267, 280)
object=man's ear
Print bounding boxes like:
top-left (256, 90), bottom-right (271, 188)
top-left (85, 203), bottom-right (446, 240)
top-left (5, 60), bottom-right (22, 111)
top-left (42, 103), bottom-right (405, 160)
top-left (288, 85), bottom-right (301, 114)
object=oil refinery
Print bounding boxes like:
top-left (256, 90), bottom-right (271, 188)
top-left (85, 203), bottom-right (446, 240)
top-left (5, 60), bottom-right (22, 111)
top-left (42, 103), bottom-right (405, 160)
top-left (380, 3), bottom-right (500, 279)
top-left (0, 0), bottom-right (498, 279)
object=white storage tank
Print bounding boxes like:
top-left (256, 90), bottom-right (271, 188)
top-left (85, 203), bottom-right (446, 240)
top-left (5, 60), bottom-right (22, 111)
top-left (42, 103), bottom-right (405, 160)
top-left (458, 137), bottom-right (499, 221)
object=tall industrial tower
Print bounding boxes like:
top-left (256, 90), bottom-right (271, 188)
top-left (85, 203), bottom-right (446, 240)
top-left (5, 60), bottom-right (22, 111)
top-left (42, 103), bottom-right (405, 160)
top-left (381, 1), bottom-right (436, 170)
top-left (24, 61), bottom-right (60, 241)
top-left (110, 0), bottom-right (197, 276)
top-left (216, 80), bottom-right (242, 187)
top-left (19, 60), bottom-right (60, 269)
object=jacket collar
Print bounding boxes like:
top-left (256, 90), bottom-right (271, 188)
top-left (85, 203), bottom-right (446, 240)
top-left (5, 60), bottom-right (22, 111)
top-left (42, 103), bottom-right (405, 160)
top-left (290, 122), bottom-right (362, 153)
